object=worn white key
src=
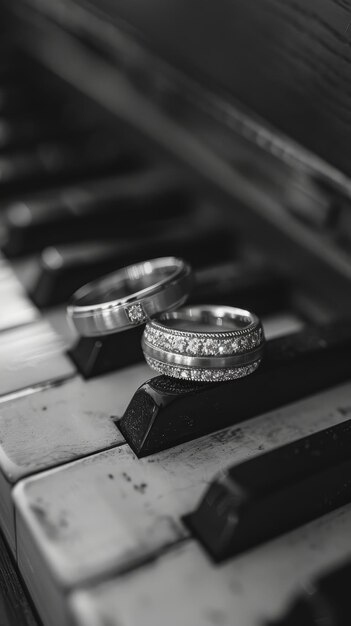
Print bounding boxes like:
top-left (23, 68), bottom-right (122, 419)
top-left (0, 261), bottom-right (38, 331)
top-left (0, 292), bottom-right (38, 332)
top-left (14, 382), bottom-right (351, 626)
top-left (45, 306), bottom-right (78, 344)
top-left (0, 320), bottom-right (75, 400)
top-left (69, 504), bottom-right (351, 626)
top-left (0, 362), bottom-right (151, 552)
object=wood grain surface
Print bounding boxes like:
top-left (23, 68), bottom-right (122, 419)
top-left (0, 531), bottom-right (40, 626)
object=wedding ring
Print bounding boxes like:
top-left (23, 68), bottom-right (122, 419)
top-left (67, 257), bottom-right (193, 336)
top-left (142, 305), bottom-right (265, 382)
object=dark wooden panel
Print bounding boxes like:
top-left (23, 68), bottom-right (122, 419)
top-left (75, 0), bottom-right (351, 176)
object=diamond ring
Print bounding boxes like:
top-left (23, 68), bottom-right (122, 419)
top-left (67, 257), bottom-right (193, 336)
top-left (142, 305), bottom-right (265, 382)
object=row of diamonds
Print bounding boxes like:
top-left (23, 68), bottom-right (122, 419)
top-left (143, 325), bottom-right (264, 356)
top-left (144, 355), bottom-right (261, 382)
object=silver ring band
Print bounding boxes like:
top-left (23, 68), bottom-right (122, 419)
top-left (67, 257), bottom-right (193, 337)
top-left (142, 305), bottom-right (265, 382)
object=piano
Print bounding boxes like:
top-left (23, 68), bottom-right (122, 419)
top-left (0, 1), bottom-right (351, 625)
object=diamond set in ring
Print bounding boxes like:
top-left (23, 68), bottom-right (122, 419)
top-left (126, 303), bottom-right (146, 325)
top-left (144, 355), bottom-right (261, 382)
top-left (143, 325), bottom-right (264, 357)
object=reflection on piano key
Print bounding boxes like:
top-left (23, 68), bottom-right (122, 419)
top-left (118, 321), bottom-right (351, 456)
top-left (185, 420), bottom-right (351, 561)
top-left (0, 363), bottom-right (150, 552)
top-left (69, 506), bottom-right (351, 626)
top-left (0, 320), bottom-right (75, 401)
top-left (14, 381), bottom-right (351, 626)
top-left (262, 312), bottom-right (304, 339)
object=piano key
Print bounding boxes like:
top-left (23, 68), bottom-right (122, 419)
top-left (70, 326), bottom-right (145, 378)
top-left (0, 362), bottom-right (150, 553)
top-left (0, 85), bottom-right (35, 115)
top-left (185, 419), bottom-right (351, 561)
top-left (262, 312), bottom-right (304, 339)
top-left (45, 305), bottom-right (78, 345)
top-left (13, 383), bottom-right (351, 626)
top-left (2, 168), bottom-right (192, 257)
top-left (69, 506), bottom-right (351, 626)
top-left (30, 225), bottom-right (233, 307)
top-left (118, 320), bottom-right (351, 456)
top-left (0, 293), bottom-right (38, 332)
top-left (0, 60), bottom-right (25, 86)
top-left (0, 116), bottom-right (85, 153)
top-left (191, 262), bottom-right (290, 315)
top-left (0, 134), bottom-right (136, 199)
top-left (0, 320), bottom-right (75, 401)
top-left (270, 560), bottom-right (351, 626)
top-left (0, 259), bottom-right (29, 294)
top-left (0, 260), bottom-right (39, 331)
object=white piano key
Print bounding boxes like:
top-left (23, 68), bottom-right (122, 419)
top-left (0, 292), bottom-right (38, 332)
top-left (10, 255), bottom-right (40, 293)
top-left (69, 504), bottom-right (351, 626)
top-left (0, 320), bottom-right (75, 401)
top-left (45, 306), bottom-right (78, 344)
top-left (0, 362), bottom-right (151, 552)
top-left (0, 260), bottom-right (39, 331)
top-left (13, 381), bottom-right (351, 626)
top-left (0, 258), bottom-right (32, 294)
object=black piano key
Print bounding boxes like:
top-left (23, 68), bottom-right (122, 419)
top-left (118, 321), bottom-right (351, 457)
top-left (2, 169), bottom-right (191, 256)
top-left (0, 134), bottom-right (136, 198)
top-left (0, 115), bottom-right (100, 154)
top-left (69, 326), bottom-right (144, 378)
top-left (269, 561), bottom-right (351, 626)
top-left (30, 226), bottom-right (233, 307)
top-left (0, 117), bottom-right (73, 152)
top-left (184, 419), bottom-right (351, 561)
top-left (0, 60), bottom-right (25, 87)
top-left (0, 86), bottom-right (37, 115)
top-left (191, 262), bottom-right (289, 316)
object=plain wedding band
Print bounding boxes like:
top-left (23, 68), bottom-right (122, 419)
top-left (67, 257), bottom-right (193, 337)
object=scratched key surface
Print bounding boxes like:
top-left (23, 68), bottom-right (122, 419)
top-left (13, 382), bottom-right (351, 626)
top-left (69, 504), bottom-right (351, 626)
top-left (0, 362), bottom-right (151, 552)
top-left (0, 320), bottom-right (75, 400)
